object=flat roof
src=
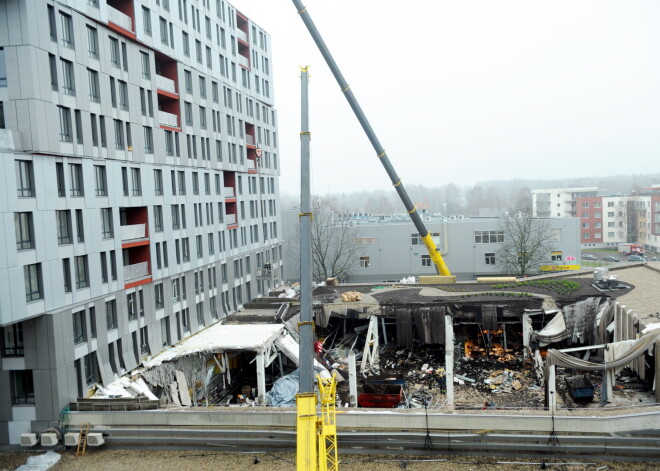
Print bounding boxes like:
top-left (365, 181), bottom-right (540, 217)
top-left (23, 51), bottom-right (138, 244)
top-left (144, 323), bottom-right (284, 367)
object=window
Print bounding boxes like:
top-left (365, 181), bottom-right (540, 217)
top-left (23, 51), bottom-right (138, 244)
top-left (143, 126), bottom-right (153, 154)
top-left (127, 292), bottom-right (138, 321)
top-left (182, 308), bottom-right (190, 333)
top-left (485, 253), bottom-right (496, 265)
top-left (60, 12), bottom-right (74, 48)
top-left (140, 326), bottom-right (150, 354)
top-left (142, 6), bottom-right (152, 36)
top-left (15, 213), bottom-right (34, 250)
top-left (60, 258), bottom-right (71, 293)
top-left (73, 310), bottom-right (86, 344)
top-left (99, 116), bottom-right (107, 147)
top-left (184, 70), bottom-right (192, 93)
top-left (199, 106), bottom-right (206, 129)
top-left (69, 163), bottom-right (84, 196)
top-left (131, 168), bottom-right (141, 196)
top-left (101, 208), bottom-right (114, 238)
top-left (109, 37), bottom-right (120, 67)
top-left (83, 353), bottom-right (98, 385)
top-left (582, 213), bottom-right (589, 219)
top-left (11, 371), bottom-right (34, 405)
top-left (165, 131), bottom-right (174, 156)
top-left (100, 252), bottom-right (108, 283)
top-left (88, 69), bottom-right (100, 103)
top-left (89, 307), bottom-right (96, 339)
top-left (474, 231), bottom-right (504, 244)
top-left (75, 255), bottom-right (89, 289)
top-left (76, 209), bottom-right (85, 242)
top-left (48, 5), bottom-right (57, 41)
top-left (15, 160), bottom-right (34, 197)
top-left (140, 51), bottom-right (150, 79)
top-left (24, 263), bottom-right (43, 302)
top-left (421, 255), bottom-right (432, 267)
top-left (582, 202), bottom-right (589, 208)
top-left (114, 119), bottom-right (125, 149)
top-left (154, 205), bottom-right (163, 232)
top-left (196, 302), bottom-right (204, 326)
top-left (86, 26), bottom-right (99, 58)
top-left (2, 323), bottom-right (24, 357)
top-left (106, 299), bottom-right (117, 329)
top-left (178, 171), bottom-right (186, 194)
top-left (199, 76), bottom-right (206, 97)
top-left (118, 80), bottom-right (129, 110)
top-left (94, 165), bottom-right (107, 196)
top-left (182, 31), bottom-right (190, 56)
top-left (121, 41), bottom-right (128, 72)
top-left (155, 283), bottom-right (164, 309)
top-left (184, 102), bottom-right (193, 125)
top-left (110, 250), bottom-right (117, 280)
top-left (58, 106), bottom-right (72, 142)
top-left (196, 235), bottom-right (203, 258)
top-left (49, 54), bottom-right (58, 90)
top-left (154, 169), bottom-right (163, 195)
top-left (56, 210), bottom-right (72, 244)
top-left (359, 256), bottom-right (370, 268)
top-left (550, 251), bottom-right (563, 262)
top-left (171, 205), bottom-right (180, 229)
top-left (61, 59), bottom-right (75, 95)
top-left (182, 238), bottom-right (190, 261)
top-left (160, 17), bottom-right (168, 45)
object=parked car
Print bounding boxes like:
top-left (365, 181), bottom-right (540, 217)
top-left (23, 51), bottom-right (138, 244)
top-left (582, 254), bottom-right (598, 261)
top-left (602, 256), bottom-right (619, 262)
top-left (627, 255), bottom-right (645, 262)
top-left (648, 256), bottom-right (659, 261)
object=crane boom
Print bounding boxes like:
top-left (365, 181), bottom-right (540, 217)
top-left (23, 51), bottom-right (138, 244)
top-left (291, 0), bottom-right (453, 278)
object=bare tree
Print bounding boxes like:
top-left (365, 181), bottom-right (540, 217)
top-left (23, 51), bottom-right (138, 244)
top-left (288, 207), bottom-right (363, 282)
top-left (497, 214), bottom-right (554, 276)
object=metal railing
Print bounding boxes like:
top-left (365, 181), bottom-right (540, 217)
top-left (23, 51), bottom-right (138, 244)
top-left (223, 187), bottom-right (235, 198)
top-left (238, 54), bottom-right (250, 68)
top-left (245, 135), bottom-right (255, 146)
top-left (236, 29), bottom-right (248, 42)
top-left (226, 213), bottom-right (236, 225)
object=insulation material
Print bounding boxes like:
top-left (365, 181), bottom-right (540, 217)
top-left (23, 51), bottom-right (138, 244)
top-left (266, 369), bottom-right (300, 406)
top-left (341, 291), bottom-right (362, 302)
top-left (547, 328), bottom-right (660, 371)
top-left (534, 312), bottom-right (568, 346)
top-left (563, 297), bottom-right (600, 344)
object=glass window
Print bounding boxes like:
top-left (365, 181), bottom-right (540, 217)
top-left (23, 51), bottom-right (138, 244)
top-left (60, 12), bottom-right (74, 49)
top-left (106, 299), bottom-right (117, 329)
top-left (58, 106), bottom-right (72, 142)
top-left (24, 263), bottom-right (43, 302)
top-left (56, 210), bottom-right (72, 244)
top-left (2, 323), bottom-right (24, 357)
top-left (60, 59), bottom-right (75, 95)
top-left (69, 163), bottom-right (84, 196)
top-left (87, 26), bottom-right (99, 58)
top-left (14, 212), bottom-right (34, 250)
top-left (101, 208), bottom-right (114, 239)
top-left (109, 37), bottom-right (120, 67)
top-left (94, 165), bottom-right (107, 196)
top-left (75, 255), bottom-right (89, 289)
top-left (73, 310), bottom-right (86, 344)
top-left (12, 371), bottom-right (34, 404)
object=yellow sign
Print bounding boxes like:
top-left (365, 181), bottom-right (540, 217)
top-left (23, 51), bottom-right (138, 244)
top-left (540, 265), bottom-right (581, 272)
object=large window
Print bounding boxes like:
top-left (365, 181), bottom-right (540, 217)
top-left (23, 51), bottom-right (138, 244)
top-left (86, 26), bottom-right (99, 58)
top-left (109, 37), bottom-right (120, 67)
top-left (56, 210), bottom-right (72, 244)
top-left (2, 324), bottom-right (24, 357)
top-left (60, 12), bottom-right (74, 49)
top-left (75, 255), bottom-right (89, 289)
top-left (12, 370), bottom-right (34, 404)
top-left (106, 299), bottom-right (117, 329)
top-left (94, 165), bottom-right (107, 196)
top-left (140, 51), bottom-right (150, 79)
top-left (73, 310), bottom-right (86, 344)
top-left (14, 212), bottom-right (34, 250)
top-left (15, 160), bottom-right (34, 197)
top-left (474, 231), bottom-right (504, 244)
top-left (155, 283), bottom-right (164, 309)
top-left (69, 163), bottom-right (84, 196)
top-left (127, 292), bottom-right (138, 321)
top-left (58, 106), bottom-right (72, 142)
top-left (60, 59), bottom-right (75, 95)
top-left (62, 258), bottom-right (71, 293)
top-left (131, 168), bottom-right (142, 196)
top-left (154, 169), bottom-right (163, 195)
top-left (101, 208), bottom-right (114, 239)
top-left (24, 263), bottom-right (43, 302)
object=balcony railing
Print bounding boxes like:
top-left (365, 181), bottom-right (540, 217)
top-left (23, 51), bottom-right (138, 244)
top-left (223, 187), bottom-right (235, 198)
top-left (120, 223), bottom-right (146, 241)
top-left (226, 213), bottom-right (237, 225)
top-left (124, 261), bottom-right (149, 281)
top-left (245, 134), bottom-right (255, 146)
top-left (238, 54), bottom-right (250, 68)
top-left (107, 6), bottom-right (133, 31)
top-left (236, 29), bottom-right (248, 42)
top-left (156, 74), bottom-right (176, 94)
top-left (159, 110), bottom-right (178, 127)
top-left (247, 159), bottom-right (256, 170)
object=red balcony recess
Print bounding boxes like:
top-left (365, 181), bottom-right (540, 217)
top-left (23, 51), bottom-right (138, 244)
top-left (120, 207), bottom-right (152, 288)
top-left (226, 201), bottom-right (238, 229)
top-left (107, 0), bottom-right (136, 40)
top-left (224, 171), bottom-right (236, 202)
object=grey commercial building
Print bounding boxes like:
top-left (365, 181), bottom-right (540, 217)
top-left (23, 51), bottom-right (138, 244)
top-left (282, 210), bottom-right (580, 282)
top-left (0, 0), bottom-right (282, 444)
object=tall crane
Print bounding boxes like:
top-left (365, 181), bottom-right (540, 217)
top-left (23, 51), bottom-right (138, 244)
top-left (291, 0), bottom-right (455, 280)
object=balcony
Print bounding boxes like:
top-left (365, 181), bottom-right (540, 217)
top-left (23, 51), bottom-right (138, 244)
top-left (124, 261), bottom-right (149, 282)
top-left (120, 223), bottom-right (146, 241)
top-left (238, 54), bottom-right (250, 69)
top-left (223, 187), bottom-right (235, 198)
top-left (226, 213), bottom-right (237, 226)
top-left (237, 29), bottom-right (248, 43)
top-left (245, 134), bottom-right (255, 146)
top-left (156, 74), bottom-right (176, 95)
top-left (247, 159), bottom-right (256, 172)
top-left (108, 6), bottom-right (132, 31)
top-left (159, 110), bottom-right (179, 128)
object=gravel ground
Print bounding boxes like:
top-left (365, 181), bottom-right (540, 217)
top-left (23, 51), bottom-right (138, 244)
top-left (1, 450), bottom-right (659, 471)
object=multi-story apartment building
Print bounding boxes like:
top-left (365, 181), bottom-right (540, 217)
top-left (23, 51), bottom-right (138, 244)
top-left (0, 0), bottom-right (282, 444)
top-left (532, 187), bottom-right (598, 218)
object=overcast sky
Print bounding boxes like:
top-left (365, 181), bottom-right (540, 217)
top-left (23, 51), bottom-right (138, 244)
top-left (229, 0), bottom-right (660, 196)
